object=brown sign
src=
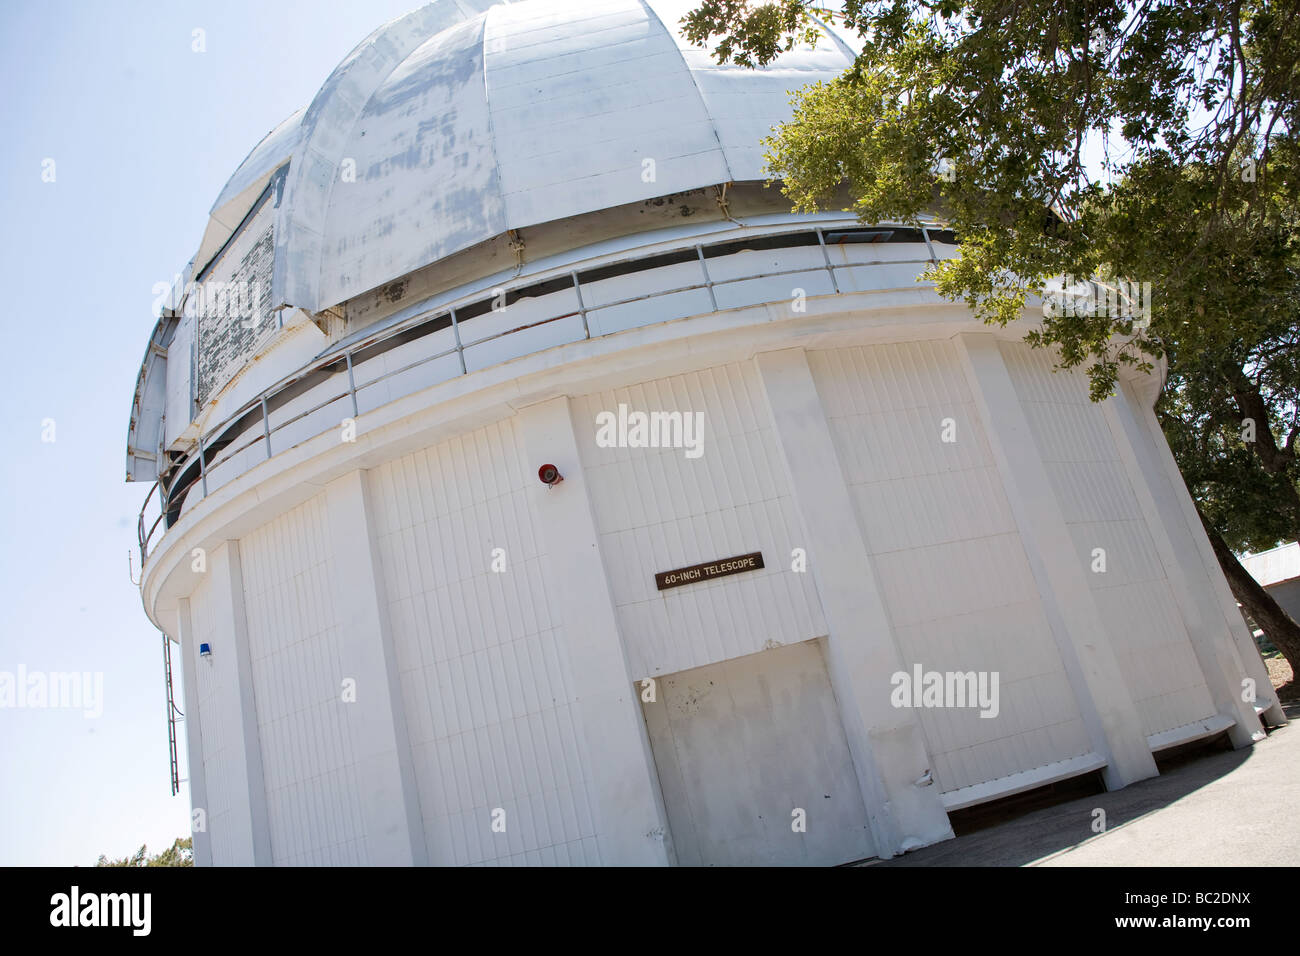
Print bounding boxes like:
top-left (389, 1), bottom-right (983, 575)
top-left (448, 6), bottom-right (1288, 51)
top-left (655, 552), bottom-right (765, 591)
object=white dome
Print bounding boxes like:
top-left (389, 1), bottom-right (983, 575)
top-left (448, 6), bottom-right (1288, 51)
top-left (202, 0), bottom-right (856, 315)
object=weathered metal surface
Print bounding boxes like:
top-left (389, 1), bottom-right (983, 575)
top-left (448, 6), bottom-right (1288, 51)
top-left (271, 0), bottom-right (495, 315)
top-left (194, 200), bottom-right (277, 406)
top-left (484, 0), bottom-right (732, 239)
top-left (266, 0), bottom-right (853, 313)
top-left (323, 14), bottom-right (506, 311)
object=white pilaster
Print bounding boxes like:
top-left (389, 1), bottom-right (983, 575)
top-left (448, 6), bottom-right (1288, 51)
top-left (754, 347), bottom-right (954, 857)
top-left (514, 396), bottom-right (673, 866)
top-left (1104, 381), bottom-right (1264, 746)
top-left (1134, 394), bottom-right (1287, 728)
top-left (954, 333), bottom-right (1158, 789)
top-left (176, 598), bottom-right (212, 868)
top-left (207, 540), bottom-right (273, 865)
top-left (324, 469), bottom-right (429, 866)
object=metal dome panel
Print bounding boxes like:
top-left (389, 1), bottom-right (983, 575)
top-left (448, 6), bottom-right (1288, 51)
top-left (268, 0), bottom-right (853, 314)
top-left (321, 14), bottom-right (506, 306)
top-left (484, 0), bottom-right (731, 229)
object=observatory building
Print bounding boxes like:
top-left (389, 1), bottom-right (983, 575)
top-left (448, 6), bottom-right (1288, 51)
top-left (126, 0), bottom-right (1283, 866)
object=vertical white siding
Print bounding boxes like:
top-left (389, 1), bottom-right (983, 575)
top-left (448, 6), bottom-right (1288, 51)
top-left (572, 362), bottom-right (827, 678)
top-left (808, 341), bottom-right (1093, 793)
top-left (189, 572), bottom-right (237, 866)
top-left (368, 418), bottom-right (601, 866)
top-left (999, 341), bottom-right (1216, 737)
top-left (239, 494), bottom-right (367, 865)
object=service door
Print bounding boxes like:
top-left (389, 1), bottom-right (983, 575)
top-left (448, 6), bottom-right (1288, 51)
top-left (641, 638), bottom-right (876, 866)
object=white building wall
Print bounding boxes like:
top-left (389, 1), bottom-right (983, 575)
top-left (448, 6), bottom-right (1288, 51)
top-left (188, 572), bottom-right (239, 866)
top-left (162, 325), bottom-right (1272, 864)
top-left (238, 494), bottom-right (369, 865)
top-left (572, 361), bottom-right (827, 678)
top-left (367, 418), bottom-right (602, 865)
top-left (176, 600), bottom-right (212, 867)
top-left (999, 341), bottom-right (1216, 737)
top-left (806, 341), bottom-right (1094, 793)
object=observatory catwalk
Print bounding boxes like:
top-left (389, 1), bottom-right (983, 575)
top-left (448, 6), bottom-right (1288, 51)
top-left (125, 0), bottom-right (1283, 866)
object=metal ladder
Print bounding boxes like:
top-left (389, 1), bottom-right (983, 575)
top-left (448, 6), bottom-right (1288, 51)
top-left (162, 631), bottom-right (183, 796)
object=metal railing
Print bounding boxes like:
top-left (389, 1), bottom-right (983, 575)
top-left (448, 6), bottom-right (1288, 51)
top-left (138, 224), bottom-right (947, 565)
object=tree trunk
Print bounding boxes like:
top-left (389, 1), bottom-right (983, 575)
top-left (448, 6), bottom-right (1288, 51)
top-left (1201, 516), bottom-right (1300, 675)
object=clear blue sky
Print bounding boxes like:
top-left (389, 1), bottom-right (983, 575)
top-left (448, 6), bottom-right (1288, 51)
top-left (0, 0), bottom-right (420, 866)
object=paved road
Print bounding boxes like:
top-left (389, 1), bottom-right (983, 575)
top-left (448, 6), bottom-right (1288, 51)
top-left (873, 705), bottom-right (1300, 867)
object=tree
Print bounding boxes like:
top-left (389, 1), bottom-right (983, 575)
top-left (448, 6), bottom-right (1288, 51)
top-left (96, 837), bottom-right (193, 867)
top-left (683, 0), bottom-right (1300, 670)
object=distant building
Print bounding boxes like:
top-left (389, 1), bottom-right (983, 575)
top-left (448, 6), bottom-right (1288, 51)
top-left (125, 0), bottom-right (1284, 867)
top-left (1243, 543), bottom-right (1300, 638)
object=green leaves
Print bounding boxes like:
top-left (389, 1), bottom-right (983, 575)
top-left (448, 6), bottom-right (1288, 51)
top-left (687, 0), bottom-right (1300, 554)
top-left (96, 836), bottom-right (193, 867)
top-left (682, 1), bottom-right (829, 67)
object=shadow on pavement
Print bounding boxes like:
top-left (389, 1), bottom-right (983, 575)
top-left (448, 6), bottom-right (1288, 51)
top-left (858, 716), bottom-right (1290, 867)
